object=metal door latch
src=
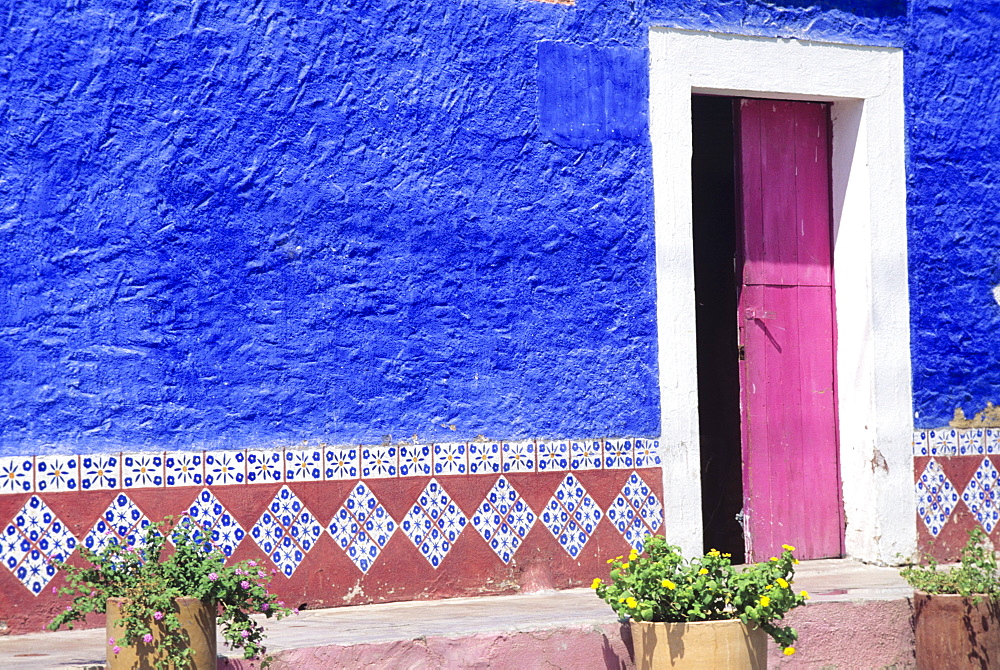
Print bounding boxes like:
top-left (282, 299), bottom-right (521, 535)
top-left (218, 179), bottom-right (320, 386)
top-left (745, 308), bottom-right (776, 320)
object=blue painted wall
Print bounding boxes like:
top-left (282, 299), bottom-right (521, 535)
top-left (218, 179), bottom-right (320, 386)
top-left (0, 0), bottom-right (978, 451)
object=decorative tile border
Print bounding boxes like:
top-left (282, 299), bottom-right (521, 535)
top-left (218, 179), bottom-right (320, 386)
top-left (0, 438), bottom-right (658, 495)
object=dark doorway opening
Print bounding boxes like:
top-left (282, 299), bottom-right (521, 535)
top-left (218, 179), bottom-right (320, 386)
top-left (691, 95), bottom-right (745, 562)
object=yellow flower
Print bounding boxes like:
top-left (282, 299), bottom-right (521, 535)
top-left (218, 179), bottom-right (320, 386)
top-left (722, 553), bottom-right (732, 558)
top-left (661, 579), bottom-right (676, 590)
top-left (776, 578), bottom-right (789, 589)
top-left (621, 562), bottom-right (629, 570)
top-left (800, 590), bottom-right (810, 600)
top-left (765, 584), bottom-right (773, 590)
top-left (591, 578), bottom-right (602, 589)
top-left (783, 647), bottom-right (796, 656)
top-left (626, 597), bottom-right (638, 608)
top-left (769, 557), bottom-right (778, 562)
top-left (707, 549), bottom-right (720, 557)
top-left (793, 558), bottom-right (799, 564)
top-left (607, 558), bottom-right (616, 564)
top-left (782, 544), bottom-right (796, 552)
top-left (698, 568), bottom-right (708, 575)
top-left (629, 549), bottom-right (639, 560)
top-left (759, 596), bottom-right (771, 607)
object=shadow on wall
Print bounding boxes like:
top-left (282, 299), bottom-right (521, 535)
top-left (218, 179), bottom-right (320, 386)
top-left (771, 0), bottom-right (906, 17)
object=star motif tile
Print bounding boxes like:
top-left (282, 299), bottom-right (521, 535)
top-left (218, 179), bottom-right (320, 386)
top-left (0, 457), bottom-right (34, 493)
top-left (324, 447), bottom-right (359, 481)
top-left (927, 429), bottom-right (959, 457)
top-left (501, 441), bottom-right (535, 473)
top-left (122, 453), bottom-right (164, 489)
top-left (401, 479), bottom-right (467, 568)
top-left (537, 441), bottom-right (569, 472)
top-left (606, 472), bottom-right (664, 552)
top-left (962, 458), bottom-right (1000, 534)
top-left (468, 442), bottom-right (501, 475)
top-left (541, 474), bottom-right (603, 558)
top-left (251, 486), bottom-right (322, 577)
top-left (247, 450), bottom-right (284, 484)
top-left (327, 482), bottom-right (396, 574)
top-left (284, 449), bottom-right (323, 483)
top-left (83, 494), bottom-right (151, 554)
top-left (205, 450), bottom-right (245, 486)
top-left (959, 429), bottom-right (985, 456)
top-left (633, 439), bottom-right (662, 469)
top-left (471, 477), bottom-right (536, 564)
top-left (603, 439), bottom-right (634, 470)
top-left (916, 458), bottom-right (958, 537)
top-left (180, 489), bottom-right (246, 558)
top-left (399, 444), bottom-right (432, 477)
top-left (1, 496), bottom-right (77, 595)
top-left (570, 440), bottom-right (603, 471)
top-left (80, 454), bottom-right (119, 491)
top-left (165, 452), bottom-right (203, 487)
top-left (361, 446), bottom-right (397, 479)
top-left (35, 455), bottom-right (78, 493)
top-left (433, 443), bottom-right (467, 476)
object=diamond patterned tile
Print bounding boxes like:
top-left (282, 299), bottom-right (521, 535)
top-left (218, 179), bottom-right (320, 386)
top-left (327, 482), bottom-right (396, 574)
top-left (122, 453), bottom-right (163, 489)
top-left (541, 474), bottom-right (603, 558)
top-left (165, 452), bottom-right (203, 487)
top-left (606, 472), bottom-right (664, 552)
top-left (35, 455), bottom-right (79, 493)
top-left (916, 458), bottom-right (959, 537)
top-left (501, 441), bottom-right (535, 474)
top-left (604, 439), bottom-right (634, 470)
top-left (1, 496), bottom-right (77, 595)
top-left (80, 454), bottom-right (119, 491)
top-left (180, 489), bottom-right (246, 558)
top-left (537, 441), bottom-right (569, 472)
top-left (471, 477), bottom-right (536, 564)
top-left (205, 450), bottom-right (245, 486)
top-left (361, 446), bottom-right (397, 479)
top-left (987, 429), bottom-right (1000, 456)
top-left (959, 429), bottom-right (985, 456)
top-left (633, 439), bottom-right (662, 469)
top-left (433, 443), bottom-right (467, 476)
top-left (913, 430), bottom-right (929, 457)
top-left (927, 429), bottom-right (959, 457)
top-left (83, 494), bottom-right (151, 554)
top-left (251, 486), bottom-right (322, 577)
top-left (247, 449), bottom-right (284, 484)
top-left (324, 447), bottom-right (360, 481)
top-left (401, 479), bottom-right (467, 568)
top-left (284, 449), bottom-right (323, 483)
top-left (468, 442), bottom-right (501, 475)
top-left (962, 458), bottom-right (1000, 534)
top-left (570, 440), bottom-right (603, 471)
top-left (0, 457), bottom-right (33, 494)
top-left (399, 444), bottom-right (432, 477)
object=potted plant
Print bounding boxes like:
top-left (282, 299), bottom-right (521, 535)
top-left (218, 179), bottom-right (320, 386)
top-left (48, 516), bottom-right (295, 670)
top-left (900, 528), bottom-right (1000, 669)
top-left (593, 536), bottom-right (808, 669)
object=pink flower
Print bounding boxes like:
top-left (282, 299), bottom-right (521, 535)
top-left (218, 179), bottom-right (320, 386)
top-left (51, 586), bottom-right (57, 594)
top-left (248, 560), bottom-right (257, 567)
top-left (240, 580), bottom-right (250, 589)
top-left (108, 638), bottom-right (115, 646)
top-left (208, 572), bottom-right (219, 581)
top-left (258, 570), bottom-right (266, 578)
top-left (142, 633), bottom-right (153, 643)
top-left (241, 630), bottom-right (250, 638)
top-left (261, 603), bottom-right (270, 612)
top-left (235, 568), bottom-right (243, 575)
top-left (112, 646), bottom-right (121, 655)
top-left (293, 608), bottom-right (299, 614)
top-left (153, 611), bottom-right (163, 621)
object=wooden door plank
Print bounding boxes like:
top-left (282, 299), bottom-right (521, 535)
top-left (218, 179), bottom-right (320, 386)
top-left (794, 103), bottom-right (833, 287)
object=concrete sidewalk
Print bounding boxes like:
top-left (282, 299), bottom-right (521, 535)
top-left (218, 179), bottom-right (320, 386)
top-left (0, 559), bottom-right (914, 669)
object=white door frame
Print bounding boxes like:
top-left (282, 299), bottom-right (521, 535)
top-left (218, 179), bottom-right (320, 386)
top-left (649, 29), bottom-right (913, 564)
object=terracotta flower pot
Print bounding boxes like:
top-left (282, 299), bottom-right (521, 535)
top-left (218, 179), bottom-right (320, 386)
top-left (630, 618), bottom-right (767, 669)
top-left (913, 591), bottom-right (1000, 670)
top-left (106, 596), bottom-right (217, 670)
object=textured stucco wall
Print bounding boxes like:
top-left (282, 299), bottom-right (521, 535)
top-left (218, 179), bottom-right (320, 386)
top-left (0, 0), bottom-right (914, 456)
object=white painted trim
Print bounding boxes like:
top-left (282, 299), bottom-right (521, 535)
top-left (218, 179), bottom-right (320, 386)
top-left (649, 29), bottom-right (913, 563)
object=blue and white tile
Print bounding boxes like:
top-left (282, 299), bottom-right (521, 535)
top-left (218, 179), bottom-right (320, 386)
top-left (468, 442), bottom-right (501, 475)
top-left (165, 452), bottom-right (203, 487)
top-left (541, 474), bottom-right (603, 559)
top-left (959, 429), bottom-right (985, 456)
top-left (471, 477), bottom-right (535, 564)
top-left (433, 442), bottom-right (467, 476)
top-left (633, 439), bottom-right (662, 469)
top-left (324, 447), bottom-right (360, 481)
top-left (501, 441), bottom-right (535, 474)
top-left (401, 479), bottom-right (467, 568)
top-left (927, 429), bottom-right (959, 457)
top-left (284, 448), bottom-right (323, 483)
top-left (327, 482), bottom-right (396, 574)
top-left (361, 446), bottom-right (397, 479)
top-left (570, 440), bottom-right (603, 471)
top-left (0, 457), bottom-right (34, 494)
top-left (913, 430), bottom-right (929, 457)
top-left (536, 441), bottom-right (569, 472)
top-left (35, 455), bottom-right (79, 493)
top-left (607, 472), bottom-right (664, 552)
top-left (916, 458), bottom-right (958, 537)
top-left (962, 458), bottom-right (1000, 534)
top-left (181, 489), bottom-right (246, 557)
top-left (1, 496), bottom-right (77, 595)
top-left (986, 429), bottom-right (1000, 456)
top-left (80, 454), bottom-right (119, 491)
top-left (399, 444), bottom-right (432, 477)
top-left (250, 486), bottom-right (322, 577)
top-left (122, 453), bottom-right (164, 489)
top-left (603, 438), bottom-right (634, 470)
top-left (246, 449), bottom-right (284, 484)
top-left (83, 493), bottom-right (151, 554)
top-left (204, 450), bottom-right (245, 486)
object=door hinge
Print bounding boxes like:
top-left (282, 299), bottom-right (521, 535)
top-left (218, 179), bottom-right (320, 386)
top-left (738, 345), bottom-right (746, 361)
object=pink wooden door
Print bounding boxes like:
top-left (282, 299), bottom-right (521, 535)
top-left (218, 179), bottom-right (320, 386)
top-left (736, 99), bottom-right (844, 561)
